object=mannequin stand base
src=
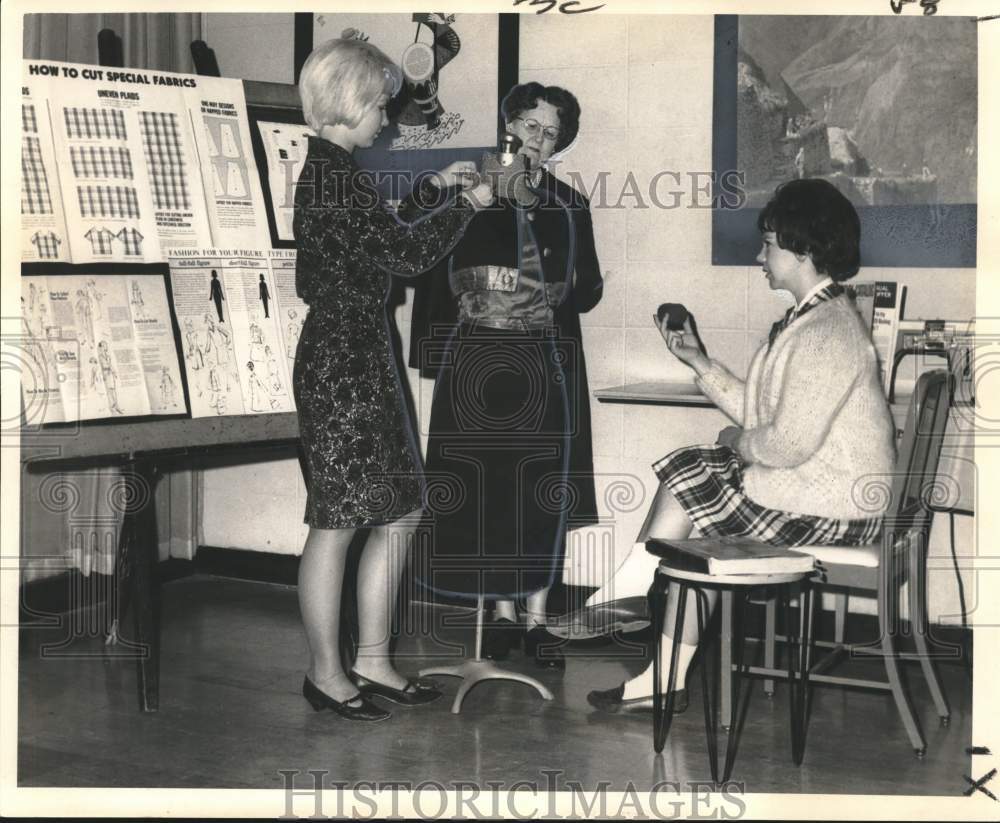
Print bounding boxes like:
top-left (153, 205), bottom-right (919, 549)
top-left (420, 660), bottom-right (554, 714)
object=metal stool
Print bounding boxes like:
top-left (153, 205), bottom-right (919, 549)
top-left (650, 561), bottom-right (816, 782)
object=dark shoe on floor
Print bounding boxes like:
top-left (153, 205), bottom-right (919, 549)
top-left (546, 596), bottom-right (651, 640)
top-left (523, 626), bottom-right (566, 670)
top-left (349, 671), bottom-right (443, 706)
top-left (302, 676), bottom-right (391, 722)
top-left (482, 617), bottom-right (521, 660)
top-left (586, 683), bottom-right (688, 715)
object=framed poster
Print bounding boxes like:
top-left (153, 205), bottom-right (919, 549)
top-left (296, 12), bottom-right (519, 190)
top-left (712, 15), bottom-right (977, 267)
top-left (246, 101), bottom-right (312, 249)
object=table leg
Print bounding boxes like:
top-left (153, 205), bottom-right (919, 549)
top-left (115, 456), bottom-right (162, 712)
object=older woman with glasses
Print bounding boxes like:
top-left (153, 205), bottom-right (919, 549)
top-left (403, 82), bottom-right (604, 669)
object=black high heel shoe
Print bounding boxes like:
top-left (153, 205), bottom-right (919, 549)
top-left (349, 671), bottom-right (443, 706)
top-left (523, 626), bottom-right (566, 670)
top-left (302, 676), bottom-right (391, 722)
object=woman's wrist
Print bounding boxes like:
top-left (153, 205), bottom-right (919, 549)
top-left (691, 355), bottom-right (712, 378)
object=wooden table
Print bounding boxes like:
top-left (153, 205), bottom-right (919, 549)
top-left (21, 413), bottom-right (302, 712)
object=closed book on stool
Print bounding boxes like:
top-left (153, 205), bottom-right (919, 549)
top-left (646, 536), bottom-right (816, 576)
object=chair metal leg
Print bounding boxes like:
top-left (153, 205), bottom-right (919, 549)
top-left (763, 593), bottom-right (776, 698)
top-left (878, 565), bottom-right (926, 755)
top-left (833, 591), bottom-right (848, 645)
top-left (908, 541), bottom-right (951, 723)
top-left (653, 575), bottom-right (686, 753)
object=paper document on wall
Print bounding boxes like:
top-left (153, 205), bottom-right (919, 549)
top-left (167, 249), bottom-right (295, 417)
top-left (20, 75), bottom-right (71, 263)
top-left (21, 60), bottom-right (271, 262)
top-left (267, 249), bottom-right (306, 369)
top-left (21, 273), bottom-right (184, 423)
top-left (256, 121), bottom-right (315, 241)
top-left (185, 77), bottom-right (271, 248)
top-left (28, 61), bottom-right (213, 262)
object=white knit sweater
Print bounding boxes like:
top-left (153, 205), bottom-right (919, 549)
top-left (695, 295), bottom-right (896, 520)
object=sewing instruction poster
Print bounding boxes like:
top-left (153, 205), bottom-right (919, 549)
top-left (255, 121), bottom-right (315, 241)
top-left (20, 78), bottom-right (71, 263)
top-left (267, 248), bottom-right (306, 368)
top-left (20, 60), bottom-right (270, 263)
top-left (20, 273), bottom-right (183, 423)
top-left (185, 76), bottom-right (271, 248)
top-left (168, 248), bottom-right (294, 417)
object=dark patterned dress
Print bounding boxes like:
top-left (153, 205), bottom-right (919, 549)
top-left (401, 172), bottom-right (603, 598)
top-left (293, 136), bottom-right (473, 529)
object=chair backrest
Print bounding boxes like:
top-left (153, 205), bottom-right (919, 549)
top-left (882, 370), bottom-right (952, 545)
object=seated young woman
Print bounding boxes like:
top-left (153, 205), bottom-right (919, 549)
top-left (588, 178), bottom-right (896, 714)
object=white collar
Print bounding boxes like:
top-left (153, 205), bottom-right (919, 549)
top-left (796, 277), bottom-right (834, 311)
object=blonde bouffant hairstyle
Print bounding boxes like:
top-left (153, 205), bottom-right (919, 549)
top-left (299, 37), bottom-right (403, 132)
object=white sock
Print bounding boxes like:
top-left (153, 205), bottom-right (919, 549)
top-left (586, 543), bottom-right (660, 607)
top-left (494, 600), bottom-right (517, 623)
top-left (622, 638), bottom-right (697, 699)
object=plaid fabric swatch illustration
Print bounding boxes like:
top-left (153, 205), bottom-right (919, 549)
top-left (22, 104), bottom-right (38, 134)
top-left (84, 227), bottom-right (116, 255)
top-left (77, 185), bottom-right (140, 219)
top-left (64, 107), bottom-right (127, 141)
top-left (70, 146), bottom-right (134, 180)
top-left (117, 227), bottom-right (145, 256)
top-left (139, 111), bottom-right (190, 211)
top-left (31, 231), bottom-right (62, 259)
top-left (22, 137), bottom-right (53, 215)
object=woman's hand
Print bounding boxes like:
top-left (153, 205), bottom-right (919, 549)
top-left (655, 313), bottom-right (710, 374)
top-left (716, 425), bottom-right (743, 452)
top-left (460, 181), bottom-right (495, 211)
top-left (433, 161), bottom-right (478, 190)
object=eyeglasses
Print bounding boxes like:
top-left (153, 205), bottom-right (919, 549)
top-left (513, 117), bottom-right (561, 142)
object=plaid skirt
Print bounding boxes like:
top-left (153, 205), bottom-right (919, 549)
top-left (652, 445), bottom-right (882, 546)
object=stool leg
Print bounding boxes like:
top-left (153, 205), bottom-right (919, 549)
top-left (763, 593), bottom-right (776, 698)
top-left (720, 590), bottom-right (733, 729)
top-left (653, 576), bottom-right (687, 753)
top-left (783, 587), bottom-right (800, 763)
top-left (788, 582), bottom-right (813, 765)
top-left (695, 588), bottom-right (719, 784)
top-left (721, 589), bottom-right (751, 782)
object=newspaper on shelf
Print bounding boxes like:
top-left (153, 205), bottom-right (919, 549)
top-left (871, 281), bottom-right (907, 396)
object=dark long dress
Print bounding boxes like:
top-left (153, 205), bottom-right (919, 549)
top-left (403, 171), bottom-right (603, 598)
top-left (293, 136), bottom-right (473, 529)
